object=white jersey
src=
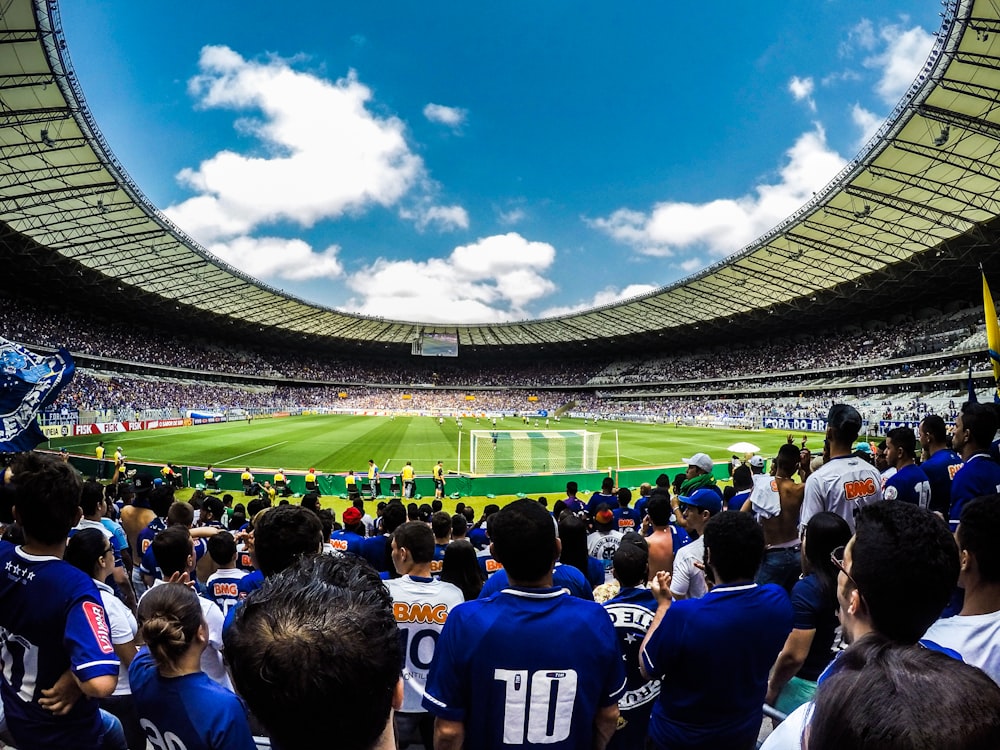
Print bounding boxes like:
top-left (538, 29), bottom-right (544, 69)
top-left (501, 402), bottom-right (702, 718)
top-left (923, 610), bottom-right (1000, 685)
top-left (801, 455), bottom-right (883, 532)
top-left (670, 536), bottom-right (707, 599)
top-left (385, 575), bottom-right (465, 713)
top-left (587, 529), bottom-right (623, 585)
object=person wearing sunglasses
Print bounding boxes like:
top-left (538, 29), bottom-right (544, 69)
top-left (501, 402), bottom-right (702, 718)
top-left (669, 488), bottom-right (722, 600)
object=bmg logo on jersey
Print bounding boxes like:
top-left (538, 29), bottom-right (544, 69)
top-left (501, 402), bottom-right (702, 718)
top-left (844, 478), bottom-right (877, 501)
top-left (212, 582), bottom-right (239, 598)
top-left (394, 602), bottom-right (449, 624)
top-left (82, 602), bottom-right (114, 654)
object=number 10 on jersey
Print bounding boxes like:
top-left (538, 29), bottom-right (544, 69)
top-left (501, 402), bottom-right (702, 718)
top-left (495, 668), bottom-right (578, 744)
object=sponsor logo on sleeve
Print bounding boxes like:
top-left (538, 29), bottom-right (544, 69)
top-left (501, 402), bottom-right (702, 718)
top-left (82, 602), bottom-right (114, 654)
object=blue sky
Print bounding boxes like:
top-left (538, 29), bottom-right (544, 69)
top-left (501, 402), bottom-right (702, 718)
top-left (60, 2), bottom-right (938, 324)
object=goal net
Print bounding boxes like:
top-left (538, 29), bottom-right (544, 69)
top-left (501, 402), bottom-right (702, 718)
top-left (468, 430), bottom-right (602, 475)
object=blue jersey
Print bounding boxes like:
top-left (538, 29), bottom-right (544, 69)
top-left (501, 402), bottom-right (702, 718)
top-left (135, 517), bottom-right (167, 559)
top-left (586, 492), bottom-right (618, 518)
top-left (920, 449), bottom-right (963, 516)
top-left (129, 649), bottom-right (255, 750)
top-left (100, 518), bottom-right (129, 557)
top-left (477, 549), bottom-right (504, 578)
top-left (603, 587), bottom-right (659, 750)
top-left (361, 535), bottom-right (393, 572)
top-left (431, 542), bottom-right (449, 577)
top-left (468, 527), bottom-right (489, 550)
top-left (950, 454), bottom-right (1000, 527)
top-left (0, 542), bottom-right (120, 750)
top-left (423, 586), bottom-right (627, 749)
top-left (140, 536), bottom-right (206, 580)
top-left (883, 463), bottom-right (932, 508)
top-left (329, 529), bottom-right (365, 556)
top-left (641, 583), bottom-right (793, 750)
top-left (204, 568), bottom-right (247, 617)
top-left (479, 563), bottom-right (594, 601)
top-left (612, 506), bottom-right (641, 533)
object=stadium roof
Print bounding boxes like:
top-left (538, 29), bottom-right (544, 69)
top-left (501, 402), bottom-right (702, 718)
top-left (1, 0), bottom-right (999, 353)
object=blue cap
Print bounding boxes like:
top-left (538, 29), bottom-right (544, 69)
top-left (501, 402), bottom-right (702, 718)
top-left (679, 488), bottom-right (722, 514)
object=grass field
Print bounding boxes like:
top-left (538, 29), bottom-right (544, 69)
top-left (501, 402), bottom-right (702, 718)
top-left (50, 414), bottom-right (821, 478)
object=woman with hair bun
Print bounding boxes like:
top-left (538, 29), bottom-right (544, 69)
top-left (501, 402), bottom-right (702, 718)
top-left (130, 583), bottom-right (254, 749)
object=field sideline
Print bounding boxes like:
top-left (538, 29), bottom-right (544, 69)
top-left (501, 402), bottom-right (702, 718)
top-left (50, 414), bottom-right (824, 478)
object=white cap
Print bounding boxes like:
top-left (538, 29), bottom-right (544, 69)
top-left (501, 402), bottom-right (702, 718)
top-left (682, 453), bottom-right (714, 474)
top-left (749, 455), bottom-right (765, 468)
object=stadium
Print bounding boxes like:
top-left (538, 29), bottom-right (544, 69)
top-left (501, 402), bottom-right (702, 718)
top-left (3, 1), bottom-right (1000, 749)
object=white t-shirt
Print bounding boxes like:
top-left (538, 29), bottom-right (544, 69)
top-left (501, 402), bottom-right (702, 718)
top-left (759, 701), bottom-right (812, 749)
top-left (587, 529), bottom-right (623, 585)
top-left (385, 575), bottom-right (465, 713)
top-left (670, 536), bottom-right (707, 599)
top-left (801, 455), bottom-right (883, 532)
top-left (95, 579), bottom-right (137, 696)
top-left (923, 610), bottom-right (1000, 685)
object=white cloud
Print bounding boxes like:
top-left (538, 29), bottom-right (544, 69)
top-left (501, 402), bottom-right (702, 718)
top-left (164, 45), bottom-right (425, 243)
top-left (423, 103), bottom-right (467, 128)
top-left (498, 207), bottom-right (526, 226)
top-left (344, 233), bottom-right (557, 323)
top-left (851, 104), bottom-right (882, 150)
top-left (679, 258), bottom-right (702, 273)
top-left (840, 19), bottom-right (877, 57)
top-left (399, 203), bottom-right (470, 232)
top-left (206, 236), bottom-right (344, 281)
top-left (865, 23), bottom-right (935, 104)
top-left (540, 284), bottom-right (658, 318)
top-left (589, 126), bottom-right (846, 263)
top-left (788, 76), bottom-right (816, 112)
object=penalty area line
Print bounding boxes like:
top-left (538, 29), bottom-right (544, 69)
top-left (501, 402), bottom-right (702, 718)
top-left (217, 441), bottom-right (289, 465)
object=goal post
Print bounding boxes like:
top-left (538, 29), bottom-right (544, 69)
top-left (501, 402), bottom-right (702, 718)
top-left (468, 430), bottom-right (602, 475)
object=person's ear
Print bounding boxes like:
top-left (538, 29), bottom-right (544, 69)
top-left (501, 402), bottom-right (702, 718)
top-left (847, 587), bottom-right (863, 616)
top-left (392, 677), bottom-right (404, 710)
top-left (553, 538), bottom-right (562, 562)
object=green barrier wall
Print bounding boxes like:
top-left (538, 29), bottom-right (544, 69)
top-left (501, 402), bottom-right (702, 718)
top-left (66, 455), bottom-right (734, 498)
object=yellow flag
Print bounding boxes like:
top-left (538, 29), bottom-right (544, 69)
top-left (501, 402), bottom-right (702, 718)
top-left (984, 272), bottom-right (1000, 400)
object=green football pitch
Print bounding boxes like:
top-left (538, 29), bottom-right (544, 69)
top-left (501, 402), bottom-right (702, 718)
top-left (50, 414), bottom-right (823, 478)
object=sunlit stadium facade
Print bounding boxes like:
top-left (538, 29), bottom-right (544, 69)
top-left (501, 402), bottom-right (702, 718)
top-left (1, 0), bottom-right (999, 359)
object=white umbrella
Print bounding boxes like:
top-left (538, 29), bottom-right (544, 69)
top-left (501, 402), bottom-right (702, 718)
top-left (727, 441), bottom-right (761, 454)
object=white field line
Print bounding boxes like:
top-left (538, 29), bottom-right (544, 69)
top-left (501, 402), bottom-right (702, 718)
top-left (217, 441), bottom-right (289, 465)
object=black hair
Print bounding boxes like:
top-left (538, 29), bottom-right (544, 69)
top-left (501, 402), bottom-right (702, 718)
top-left (646, 495), bottom-right (672, 526)
top-left (851, 501), bottom-right (959, 644)
top-left (566, 481), bottom-right (578, 495)
top-left (381, 502), bottom-right (407, 536)
top-left (807, 637), bottom-right (1000, 750)
top-left (776, 443), bottom-right (801, 473)
top-left (702, 511), bottom-right (764, 583)
top-left (431, 499), bottom-right (443, 513)
top-left (207, 531), bottom-right (237, 567)
top-left (440, 539), bottom-right (485, 601)
top-left (253, 504), bottom-right (323, 578)
top-left (451, 514), bottom-right (468, 538)
top-left (300, 493), bottom-right (320, 515)
top-left (803, 512), bottom-right (852, 601)
top-left (224, 554), bottom-right (402, 750)
top-left (557, 513), bottom-right (591, 582)
top-left (9, 452), bottom-right (82, 544)
top-left (960, 401), bottom-right (999, 449)
top-left (406, 502), bottom-right (419, 521)
top-left (613, 541), bottom-right (648, 588)
top-left (247, 498), bottom-right (270, 519)
top-left (551, 499), bottom-right (567, 519)
top-left (80, 480), bottom-right (105, 517)
top-left (601, 477), bottom-right (614, 492)
top-left (958, 495), bottom-right (1000, 584)
top-left (152, 525), bottom-right (193, 577)
top-left (392, 521), bottom-right (435, 564)
top-left (431, 511), bottom-right (452, 539)
top-left (617, 487), bottom-right (632, 507)
top-left (317, 509), bottom-right (334, 541)
top-left (920, 414), bottom-right (948, 443)
top-left (886, 427), bottom-right (917, 459)
top-left (492, 499), bottom-right (558, 582)
top-left (138, 583), bottom-right (204, 675)
top-left (64, 527), bottom-right (110, 579)
top-left (148, 486), bottom-right (176, 519)
top-left (732, 465), bottom-right (753, 492)
top-left (201, 495), bottom-right (224, 522)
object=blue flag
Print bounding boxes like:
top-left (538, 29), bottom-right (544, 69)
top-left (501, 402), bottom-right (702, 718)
top-left (0, 337), bottom-right (75, 452)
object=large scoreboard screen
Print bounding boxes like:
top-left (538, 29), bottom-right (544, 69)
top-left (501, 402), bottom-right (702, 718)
top-left (411, 332), bottom-right (459, 357)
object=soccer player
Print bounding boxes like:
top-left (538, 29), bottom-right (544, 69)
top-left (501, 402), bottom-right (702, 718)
top-left (0, 453), bottom-right (124, 750)
top-left (800, 403), bottom-right (883, 532)
top-left (386, 522), bottom-right (465, 748)
top-left (918, 414), bottom-right (963, 515)
top-left (424, 499), bottom-right (625, 749)
top-left (882, 426), bottom-right (932, 508)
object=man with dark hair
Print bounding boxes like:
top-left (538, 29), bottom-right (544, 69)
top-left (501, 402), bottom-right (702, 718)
top-left (199, 495), bottom-right (226, 528)
top-left (612, 486), bottom-right (640, 532)
top-left (922, 494), bottom-right (1000, 684)
top-left (587, 476), bottom-right (618, 518)
top-left (225, 554), bottom-right (403, 750)
top-left (362, 500), bottom-right (407, 573)
top-left (424, 499), bottom-right (626, 749)
top-left (468, 503), bottom-right (499, 550)
top-left (949, 401), bottom-right (1000, 527)
top-left (431, 510), bottom-right (452, 577)
top-left (0, 453), bottom-right (124, 750)
top-left (918, 414), bottom-right (963, 515)
top-left (204, 531), bottom-right (246, 617)
top-left (387, 522), bottom-right (465, 748)
top-left (746, 443), bottom-right (805, 593)
top-left (883, 427), bottom-right (931, 508)
top-left (353, 496), bottom-right (375, 536)
top-left (801, 403), bottom-right (882, 532)
top-left (72, 480), bottom-right (137, 613)
top-left (725, 465), bottom-right (753, 512)
top-left (645, 495), bottom-right (689, 584)
top-left (250, 504), bottom-right (323, 578)
top-left (602, 535), bottom-right (658, 750)
top-left (641, 512), bottom-right (793, 750)
top-left (563, 481), bottom-right (585, 514)
top-left (761, 500), bottom-right (960, 749)
top-left (450, 513), bottom-right (468, 540)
